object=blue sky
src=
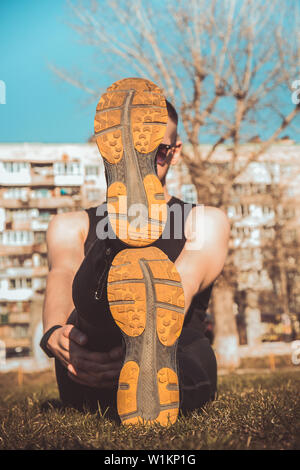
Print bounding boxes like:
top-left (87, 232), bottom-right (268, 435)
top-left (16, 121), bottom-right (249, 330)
top-left (0, 0), bottom-right (299, 144)
top-left (0, 0), bottom-right (102, 142)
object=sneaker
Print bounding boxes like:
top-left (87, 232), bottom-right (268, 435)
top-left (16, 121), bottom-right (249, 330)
top-left (107, 246), bottom-right (185, 426)
top-left (94, 77), bottom-right (168, 247)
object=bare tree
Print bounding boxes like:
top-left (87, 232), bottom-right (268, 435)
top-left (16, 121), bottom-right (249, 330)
top-left (225, 150), bottom-right (300, 349)
top-left (261, 156), bottom-right (300, 340)
top-left (53, 0), bottom-right (300, 367)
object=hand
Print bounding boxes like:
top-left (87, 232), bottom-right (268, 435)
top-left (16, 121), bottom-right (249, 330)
top-left (67, 344), bottom-right (124, 390)
top-left (47, 324), bottom-right (124, 389)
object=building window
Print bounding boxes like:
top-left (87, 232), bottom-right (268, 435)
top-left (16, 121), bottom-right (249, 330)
top-left (284, 207), bottom-right (296, 219)
top-left (9, 278), bottom-right (32, 289)
top-left (87, 189), bottom-right (101, 201)
top-left (179, 164), bottom-right (189, 176)
top-left (32, 164), bottom-right (53, 176)
top-left (0, 314), bottom-right (9, 324)
top-left (11, 325), bottom-right (29, 338)
top-left (34, 278), bottom-right (47, 290)
top-left (243, 184), bottom-right (252, 196)
top-left (255, 183), bottom-right (266, 194)
top-left (34, 232), bottom-right (46, 244)
top-left (6, 209), bottom-right (38, 221)
top-left (85, 165), bottom-right (99, 176)
top-left (1, 231), bottom-right (33, 245)
top-left (262, 205), bottom-right (272, 216)
top-left (31, 188), bottom-right (51, 199)
top-left (3, 162), bottom-right (29, 173)
top-left (38, 211), bottom-right (51, 221)
top-left (227, 206), bottom-right (236, 218)
top-left (59, 187), bottom-right (80, 196)
top-left (235, 205), bottom-right (242, 216)
top-left (32, 253), bottom-right (47, 267)
top-left (69, 162), bottom-right (81, 175)
top-left (241, 205), bottom-right (250, 216)
top-left (181, 184), bottom-right (197, 204)
top-left (283, 229), bottom-right (297, 243)
top-left (167, 181), bottom-right (178, 196)
top-left (261, 227), bottom-right (275, 240)
top-left (3, 188), bottom-right (28, 199)
top-left (0, 256), bottom-right (9, 268)
top-left (39, 255), bottom-right (48, 266)
top-left (13, 257), bottom-right (22, 267)
top-left (54, 162), bottom-right (81, 175)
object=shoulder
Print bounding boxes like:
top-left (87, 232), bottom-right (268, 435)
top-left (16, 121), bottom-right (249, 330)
top-left (47, 209), bottom-right (89, 244)
top-left (202, 205), bottom-right (230, 230)
top-left (185, 204), bottom-right (230, 246)
top-left (190, 204), bottom-right (230, 226)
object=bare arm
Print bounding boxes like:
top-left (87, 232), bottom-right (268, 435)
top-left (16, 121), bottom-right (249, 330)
top-left (42, 210), bottom-right (124, 389)
top-left (175, 205), bottom-right (230, 313)
top-left (42, 211), bottom-right (88, 333)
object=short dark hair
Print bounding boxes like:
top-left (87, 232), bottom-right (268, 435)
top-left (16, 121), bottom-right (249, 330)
top-left (165, 99), bottom-right (178, 125)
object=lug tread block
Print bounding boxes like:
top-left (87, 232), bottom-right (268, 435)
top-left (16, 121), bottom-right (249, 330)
top-left (96, 91), bottom-right (127, 111)
top-left (108, 283), bottom-right (146, 337)
top-left (131, 106), bottom-right (168, 154)
top-left (118, 361), bottom-right (139, 417)
top-left (156, 307), bottom-right (184, 347)
top-left (143, 174), bottom-right (168, 225)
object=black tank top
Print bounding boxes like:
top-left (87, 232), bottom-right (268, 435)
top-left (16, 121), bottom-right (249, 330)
top-left (72, 196), bottom-right (214, 351)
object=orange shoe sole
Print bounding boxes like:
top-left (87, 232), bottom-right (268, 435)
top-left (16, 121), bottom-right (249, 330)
top-left (94, 78), bottom-right (168, 246)
top-left (107, 246), bottom-right (185, 426)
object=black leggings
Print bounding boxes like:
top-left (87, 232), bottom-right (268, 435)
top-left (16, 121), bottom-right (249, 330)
top-left (55, 320), bottom-right (217, 422)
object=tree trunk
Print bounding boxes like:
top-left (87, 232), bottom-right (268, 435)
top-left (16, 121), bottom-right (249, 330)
top-left (211, 276), bottom-right (240, 369)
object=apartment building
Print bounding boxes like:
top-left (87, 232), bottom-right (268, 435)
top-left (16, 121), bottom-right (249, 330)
top-left (192, 141), bottom-right (300, 345)
top-left (0, 141), bottom-right (299, 359)
top-left (0, 143), bottom-right (107, 358)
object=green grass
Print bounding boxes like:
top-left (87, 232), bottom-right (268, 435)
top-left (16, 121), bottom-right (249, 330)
top-left (0, 368), bottom-right (299, 450)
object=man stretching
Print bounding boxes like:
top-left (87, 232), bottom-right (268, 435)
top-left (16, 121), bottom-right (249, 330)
top-left (41, 78), bottom-right (230, 425)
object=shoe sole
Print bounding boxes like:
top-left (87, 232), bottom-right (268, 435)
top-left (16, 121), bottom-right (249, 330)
top-left (94, 78), bottom-right (168, 246)
top-left (107, 246), bottom-right (185, 426)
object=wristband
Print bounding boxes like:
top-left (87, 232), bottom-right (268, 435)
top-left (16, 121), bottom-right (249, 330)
top-left (39, 325), bottom-right (62, 358)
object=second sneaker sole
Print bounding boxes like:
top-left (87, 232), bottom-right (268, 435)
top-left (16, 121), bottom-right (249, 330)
top-left (94, 78), bottom-right (168, 247)
top-left (107, 246), bottom-right (185, 426)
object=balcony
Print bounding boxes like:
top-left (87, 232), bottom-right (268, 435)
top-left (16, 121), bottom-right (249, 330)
top-left (28, 196), bottom-right (77, 209)
top-left (0, 245), bottom-right (34, 256)
top-left (0, 287), bottom-right (33, 301)
top-left (0, 196), bottom-right (81, 211)
top-left (0, 336), bottom-right (31, 349)
top-left (32, 266), bottom-right (48, 277)
top-left (4, 216), bottom-right (51, 232)
top-left (54, 174), bottom-right (84, 186)
top-left (0, 242), bottom-right (47, 256)
top-left (31, 218), bottom-right (50, 231)
top-left (0, 172), bottom-right (31, 186)
top-left (8, 313), bottom-right (30, 324)
top-left (30, 173), bottom-right (55, 186)
top-left (7, 220), bottom-right (32, 231)
top-left (0, 198), bottom-right (30, 209)
top-left (32, 242), bottom-right (47, 254)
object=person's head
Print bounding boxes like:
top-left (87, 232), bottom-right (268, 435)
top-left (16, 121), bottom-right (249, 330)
top-left (155, 99), bottom-right (182, 184)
